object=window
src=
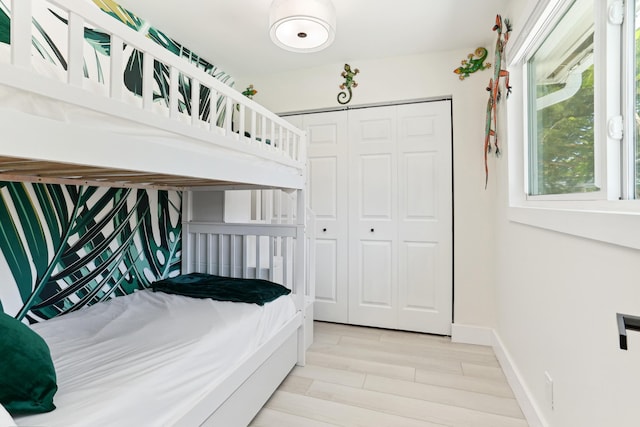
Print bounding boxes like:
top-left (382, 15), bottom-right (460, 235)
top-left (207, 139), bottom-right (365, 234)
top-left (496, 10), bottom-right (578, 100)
top-left (635, 3), bottom-right (640, 198)
top-left (506, 0), bottom-right (640, 250)
top-left (523, 0), bottom-right (640, 201)
top-left (528, 0), bottom-right (596, 196)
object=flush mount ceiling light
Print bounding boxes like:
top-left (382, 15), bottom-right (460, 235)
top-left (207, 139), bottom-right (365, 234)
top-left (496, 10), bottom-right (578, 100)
top-left (269, 0), bottom-right (336, 53)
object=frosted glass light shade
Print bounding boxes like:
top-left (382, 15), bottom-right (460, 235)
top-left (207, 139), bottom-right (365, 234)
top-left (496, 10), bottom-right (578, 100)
top-left (269, 0), bottom-right (336, 52)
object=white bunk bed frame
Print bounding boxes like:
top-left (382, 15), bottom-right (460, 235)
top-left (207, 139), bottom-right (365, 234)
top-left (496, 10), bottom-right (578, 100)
top-left (0, 0), bottom-right (306, 190)
top-left (181, 192), bottom-right (316, 426)
top-left (0, 0), bottom-right (313, 425)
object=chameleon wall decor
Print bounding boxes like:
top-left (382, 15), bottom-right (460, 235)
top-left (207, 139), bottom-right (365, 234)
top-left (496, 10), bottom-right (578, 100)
top-left (337, 64), bottom-right (359, 105)
top-left (484, 14), bottom-right (512, 188)
top-left (453, 47), bottom-right (491, 80)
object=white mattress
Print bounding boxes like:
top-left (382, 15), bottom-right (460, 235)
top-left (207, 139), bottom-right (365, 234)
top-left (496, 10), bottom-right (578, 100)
top-left (13, 289), bottom-right (296, 427)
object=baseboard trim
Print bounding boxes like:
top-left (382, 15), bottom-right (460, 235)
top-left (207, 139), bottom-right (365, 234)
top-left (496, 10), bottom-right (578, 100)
top-left (451, 323), bottom-right (493, 346)
top-left (451, 323), bottom-right (547, 427)
top-left (491, 330), bottom-right (548, 427)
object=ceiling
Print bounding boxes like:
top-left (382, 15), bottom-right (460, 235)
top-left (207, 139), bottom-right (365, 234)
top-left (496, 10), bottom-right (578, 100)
top-left (114, 0), bottom-right (509, 79)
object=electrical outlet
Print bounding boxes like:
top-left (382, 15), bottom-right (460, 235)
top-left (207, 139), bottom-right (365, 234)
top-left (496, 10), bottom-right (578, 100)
top-left (544, 371), bottom-right (554, 410)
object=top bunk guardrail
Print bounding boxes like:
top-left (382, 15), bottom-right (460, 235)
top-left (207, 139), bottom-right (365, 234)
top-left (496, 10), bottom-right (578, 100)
top-left (0, 0), bottom-right (306, 172)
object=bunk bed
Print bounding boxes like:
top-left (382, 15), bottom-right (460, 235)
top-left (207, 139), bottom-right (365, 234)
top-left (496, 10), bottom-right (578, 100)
top-left (0, 0), bottom-right (313, 426)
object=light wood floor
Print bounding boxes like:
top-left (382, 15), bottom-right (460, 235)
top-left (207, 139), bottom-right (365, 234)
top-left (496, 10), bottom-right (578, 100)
top-left (250, 321), bottom-right (529, 427)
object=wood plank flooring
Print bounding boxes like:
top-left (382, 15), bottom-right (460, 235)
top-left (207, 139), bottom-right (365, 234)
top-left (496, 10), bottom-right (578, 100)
top-left (250, 321), bottom-right (528, 427)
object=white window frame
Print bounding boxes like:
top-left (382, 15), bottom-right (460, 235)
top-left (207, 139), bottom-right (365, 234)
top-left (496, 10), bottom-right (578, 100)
top-left (507, 0), bottom-right (640, 250)
top-left (526, 0), bottom-right (604, 200)
top-left (622, 0), bottom-right (638, 199)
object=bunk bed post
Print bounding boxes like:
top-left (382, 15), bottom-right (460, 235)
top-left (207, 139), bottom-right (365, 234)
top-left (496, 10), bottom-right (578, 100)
top-left (305, 207), bottom-right (316, 340)
top-left (295, 188), bottom-right (307, 365)
top-left (10, 0), bottom-right (32, 68)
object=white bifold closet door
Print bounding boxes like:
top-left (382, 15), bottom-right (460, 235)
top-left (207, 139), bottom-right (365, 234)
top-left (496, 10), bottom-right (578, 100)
top-left (289, 100), bottom-right (452, 335)
top-left (347, 102), bottom-right (452, 335)
top-left (289, 111), bottom-right (350, 323)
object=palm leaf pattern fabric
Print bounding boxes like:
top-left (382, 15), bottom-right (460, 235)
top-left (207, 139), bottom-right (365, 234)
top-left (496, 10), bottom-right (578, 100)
top-left (0, 183), bottom-right (181, 322)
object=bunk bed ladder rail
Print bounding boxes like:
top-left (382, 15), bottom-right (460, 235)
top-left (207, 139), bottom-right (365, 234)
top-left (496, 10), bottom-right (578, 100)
top-left (3, 0), bottom-right (306, 168)
top-left (183, 223), bottom-right (298, 287)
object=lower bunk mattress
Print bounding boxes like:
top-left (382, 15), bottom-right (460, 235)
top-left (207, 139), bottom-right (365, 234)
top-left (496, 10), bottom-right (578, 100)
top-left (13, 289), bottom-right (297, 427)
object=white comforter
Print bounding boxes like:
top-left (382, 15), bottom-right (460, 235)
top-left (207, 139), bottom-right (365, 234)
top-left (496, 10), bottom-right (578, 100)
top-left (14, 290), bottom-right (296, 427)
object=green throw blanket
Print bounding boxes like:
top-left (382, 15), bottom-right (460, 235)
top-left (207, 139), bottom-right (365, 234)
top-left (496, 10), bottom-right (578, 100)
top-left (150, 273), bottom-right (291, 306)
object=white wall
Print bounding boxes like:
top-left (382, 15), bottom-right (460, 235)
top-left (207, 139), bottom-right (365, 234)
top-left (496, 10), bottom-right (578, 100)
top-left (238, 50), bottom-right (499, 328)
top-left (492, 1), bottom-right (640, 426)
top-left (240, 8), bottom-right (640, 426)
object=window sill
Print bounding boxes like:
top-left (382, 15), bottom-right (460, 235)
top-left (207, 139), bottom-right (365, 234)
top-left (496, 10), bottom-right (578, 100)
top-left (508, 201), bottom-right (640, 250)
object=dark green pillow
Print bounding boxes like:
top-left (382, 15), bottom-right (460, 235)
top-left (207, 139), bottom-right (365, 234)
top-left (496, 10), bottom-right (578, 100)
top-left (0, 312), bottom-right (57, 415)
top-left (151, 273), bottom-right (291, 305)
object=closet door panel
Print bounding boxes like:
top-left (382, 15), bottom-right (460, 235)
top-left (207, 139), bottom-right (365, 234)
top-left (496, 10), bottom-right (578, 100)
top-left (300, 111), bottom-right (349, 323)
top-left (359, 241), bottom-right (394, 306)
top-left (403, 152), bottom-right (437, 220)
top-left (397, 101), bottom-right (452, 334)
top-left (309, 157), bottom-right (338, 218)
top-left (348, 106), bottom-right (398, 329)
top-left (309, 156), bottom-right (341, 313)
top-left (314, 239), bottom-right (339, 302)
top-left (401, 242), bottom-right (437, 309)
top-left (359, 154), bottom-right (393, 219)
top-left (350, 237), bottom-right (396, 327)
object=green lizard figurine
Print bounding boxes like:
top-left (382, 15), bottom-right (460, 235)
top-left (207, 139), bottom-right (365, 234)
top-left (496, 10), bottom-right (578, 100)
top-left (454, 47), bottom-right (491, 80)
top-left (236, 84), bottom-right (257, 111)
top-left (337, 64), bottom-right (359, 105)
top-left (242, 84), bottom-right (257, 99)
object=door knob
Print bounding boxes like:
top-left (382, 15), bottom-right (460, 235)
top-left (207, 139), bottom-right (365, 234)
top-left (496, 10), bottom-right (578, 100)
top-left (370, 228), bottom-right (375, 232)
top-left (322, 228), bottom-right (327, 232)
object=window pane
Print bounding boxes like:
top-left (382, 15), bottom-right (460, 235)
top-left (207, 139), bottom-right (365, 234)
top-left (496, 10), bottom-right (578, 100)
top-left (636, 3), bottom-right (640, 199)
top-left (528, 0), bottom-right (597, 196)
